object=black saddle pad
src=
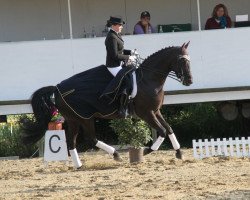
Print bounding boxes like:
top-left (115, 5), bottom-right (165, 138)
top-left (56, 65), bottom-right (133, 119)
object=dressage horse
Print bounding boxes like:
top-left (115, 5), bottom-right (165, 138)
top-left (21, 42), bottom-right (193, 167)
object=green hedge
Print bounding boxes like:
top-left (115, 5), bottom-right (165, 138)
top-left (0, 122), bottom-right (36, 158)
top-left (161, 103), bottom-right (245, 147)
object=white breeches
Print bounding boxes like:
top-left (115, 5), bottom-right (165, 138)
top-left (108, 66), bottom-right (122, 77)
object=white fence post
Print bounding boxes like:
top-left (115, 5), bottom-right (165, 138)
top-left (217, 138), bottom-right (222, 156)
top-left (223, 138), bottom-right (228, 156)
top-left (192, 140), bottom-right (199, 159)
top-left (204, 139), bottom-right (210, 157)
top-left (229, 137), bottom-right (234, 157)
top-left (211, 138), bottom-right (216, 156)
top-left (235, 137), bottom-right (241, 157)
top-left (242, 137), bottom-right (247, 157)
top-left (198, 139), bottom-right (204, 159)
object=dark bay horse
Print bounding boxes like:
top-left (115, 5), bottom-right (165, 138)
top-left (21, 42), bottom-right (193, 167)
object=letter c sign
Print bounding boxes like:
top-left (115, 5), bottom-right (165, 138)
top-left (44, 130), bottom-right (68, 162)
top-left (49, 135), bottom-right (61, 153)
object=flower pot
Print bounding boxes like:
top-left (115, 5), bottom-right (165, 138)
top-left (48, 122), bottom-right (62, 130)
top-left (129, 147), bottom-right (144, 164)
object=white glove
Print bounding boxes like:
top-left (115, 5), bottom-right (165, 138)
top-left (131, 49), bottom-right (139, 56)
top-left (129, 55), bottom-right (137, 63)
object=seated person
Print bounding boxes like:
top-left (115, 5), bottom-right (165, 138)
top-left (205, 4), bottom-right (232, 30)
top-left (133, 11), bottom-right (156, 34)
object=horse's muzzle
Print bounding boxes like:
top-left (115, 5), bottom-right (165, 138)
top-left (183, 77), bottom-right (193, 86)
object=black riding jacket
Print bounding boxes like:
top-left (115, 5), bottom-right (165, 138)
top-left (105, 29), bottom-right (131, 68)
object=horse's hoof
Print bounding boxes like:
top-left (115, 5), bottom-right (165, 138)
top-left (143, 147), bottom-right (153, 156)
top-left (176, 149), bottom-right (184, 160)
top-left (113, 151), bottom-right (123, 162)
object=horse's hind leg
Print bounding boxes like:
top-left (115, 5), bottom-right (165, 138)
top-left (155, 111), bottom-right (183, 159)
top-left (67, 120), bottom-right (83, 168)
top-left (80, 118), bottom-right (122, 162)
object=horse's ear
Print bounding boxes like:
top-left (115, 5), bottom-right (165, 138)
top-left (181, 43), bottom-right (186, 49)
top-left (184, 41), bottom-right (190, 49)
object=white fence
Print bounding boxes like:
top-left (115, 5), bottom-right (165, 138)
top-left (192, 137), bottom-right (250, 159)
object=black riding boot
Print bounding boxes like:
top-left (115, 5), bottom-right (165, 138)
top-left (118, 91), bottom-right (129, 118)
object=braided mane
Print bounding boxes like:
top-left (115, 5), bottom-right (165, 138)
top-left (141, 46), bottom-right (180, 66)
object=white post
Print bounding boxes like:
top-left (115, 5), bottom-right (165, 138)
top-left (211, 138), bottom-right (216, 156)
top-left (223, 138), bottom-right (228, 157)
top-left (192, 139), bottom-right (198, 159)
top-left (204, 139), bottom-right (210, 157)
top-left (217, 138), bottom-right (222, 156)
top-left (235, 137), bottom-right (241, 157)
top-left (229, 138), bottom-right (234, 157)
top-left (67, 0), bottom-right (73, 39)
top-left (198, 139), bottom-right (203, 159)
top-left (241, 137), bottom-right (247, 157)
top-left (196, 0), bottom-right (201, 31)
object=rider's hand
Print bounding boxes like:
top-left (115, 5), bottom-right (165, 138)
top-left (129, 55), bottom-right (136, 63)
top-left (131, 49), bottom-right (139, 56)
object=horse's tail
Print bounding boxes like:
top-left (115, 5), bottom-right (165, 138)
top-left (20, 86), bottom-right (57, 145)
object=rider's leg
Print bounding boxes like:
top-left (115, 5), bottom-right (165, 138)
top-left (107, 66), bottom-right (130, 118)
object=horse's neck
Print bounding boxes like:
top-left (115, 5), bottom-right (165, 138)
top-left (137, 69), bottom-right (168, 92)
top-left (136, 61), bottom-right (171, 92)
top-left (136, 47), bottom-right (178, 93)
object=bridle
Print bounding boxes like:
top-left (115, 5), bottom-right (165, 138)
top-left (135, 54), bottom-right (190, 83)
top-left (169, 54), bottom-right (191, 83)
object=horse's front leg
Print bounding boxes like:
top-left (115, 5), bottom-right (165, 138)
top-left (155, 110), bottom-right (183, 159)
top-left (67, 121), bottom-right (83, 168)
top-left (138, 111), bottom-right (167, 156)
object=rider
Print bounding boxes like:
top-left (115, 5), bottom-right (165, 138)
top-left (105, 16), bottom-right (136, 117)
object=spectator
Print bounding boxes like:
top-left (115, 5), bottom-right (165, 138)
top-left (205, 4), bottom-right (232, 30)
top-left (133, 11), bottom-right (156, 34)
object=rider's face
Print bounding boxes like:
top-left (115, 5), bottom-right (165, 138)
top-left (112, 24), bottom-right (123, 33)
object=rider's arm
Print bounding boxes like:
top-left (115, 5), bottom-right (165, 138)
top-left (123, 49), bottom-right (131, 55)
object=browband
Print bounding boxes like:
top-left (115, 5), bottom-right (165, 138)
top-left (179, 55), bottom-right (191, 62)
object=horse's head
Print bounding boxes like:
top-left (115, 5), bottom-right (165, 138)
top-left (171, 42), bottom-right (193, 86)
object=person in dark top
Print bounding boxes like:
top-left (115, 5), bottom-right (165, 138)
top-left (205, 4), bottom-right (232, 30)
top-left (105, 16), bottom-right (136, 117)
top-left (133, 11), bottom-right (156, 34)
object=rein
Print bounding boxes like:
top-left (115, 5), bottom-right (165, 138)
top-left (140, 66), bottom-right (182, 82)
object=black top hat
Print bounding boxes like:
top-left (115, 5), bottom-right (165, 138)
top-left (108, 16), bottom-right (125, 25)
top-left (141, 11), bottom-right (150, 18)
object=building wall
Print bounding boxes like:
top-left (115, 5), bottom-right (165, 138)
top-left (0, 0), bottom-right (249, 42)
top-left (1, 27), bottom-right (250, 102)
top-left (0, 0), bottom-right (70, 42)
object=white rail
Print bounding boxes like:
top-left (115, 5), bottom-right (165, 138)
top-left (192, 137), bottom-right (250, 159)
